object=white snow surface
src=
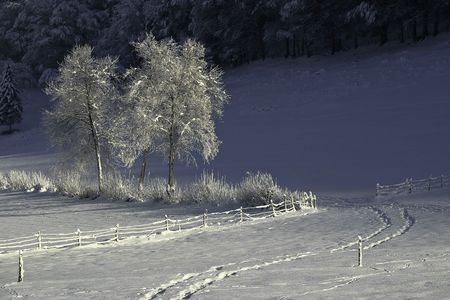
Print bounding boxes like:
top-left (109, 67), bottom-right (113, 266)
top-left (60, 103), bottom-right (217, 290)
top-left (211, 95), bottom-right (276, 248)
top-left (1, 36), bottom-right (450, 299)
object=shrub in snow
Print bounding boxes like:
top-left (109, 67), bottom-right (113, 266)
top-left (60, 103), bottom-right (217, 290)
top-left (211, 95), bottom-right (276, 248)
top-left (236, 172), bottom-right (285, 206)
top-left (5, 170), bottom-right (53, 192)
top-left (52, 171), bottom-right (96, 198)
top-left (184, 171), bottom-right (236, 205)
top-left (102, 173), bottom-right (138, 202)
top-left (144, 178), bottom-right (182, 203)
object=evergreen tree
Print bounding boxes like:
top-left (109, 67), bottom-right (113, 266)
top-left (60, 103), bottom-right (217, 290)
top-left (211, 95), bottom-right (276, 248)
top-left (0, 64), bottom-right (22, 134)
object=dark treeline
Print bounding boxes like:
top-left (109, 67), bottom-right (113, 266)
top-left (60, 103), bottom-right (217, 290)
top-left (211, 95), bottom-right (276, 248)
top-left (1, 0), bottom-right (449, 81)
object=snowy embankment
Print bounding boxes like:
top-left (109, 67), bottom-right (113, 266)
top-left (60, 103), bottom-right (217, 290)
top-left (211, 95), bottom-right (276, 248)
top-left (1, 35), bottom-right (450, 299)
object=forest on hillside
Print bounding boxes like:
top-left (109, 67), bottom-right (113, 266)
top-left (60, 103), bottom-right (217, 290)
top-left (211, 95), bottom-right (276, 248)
top-left (1, 0), bottom-right (449, 85)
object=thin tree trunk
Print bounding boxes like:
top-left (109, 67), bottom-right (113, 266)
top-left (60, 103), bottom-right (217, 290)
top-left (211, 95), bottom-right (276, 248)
top-left (399, 23), bottom-right (405, 43)
top-left (301, 37), bottom-right (305, 56)
top-left (87, 102), bottom-right (103, 193)
top-left (422, 11), bottom-right (429, 39)
top-left (412, 20), bottom-right (418, 42)
top-left (138, 148), bottom-right (150, 192)
top-left (285, 38), bottom-right (290, 58)
top-left (433, 11), bottom-right (439, 36)
top-left (166, 96), bottom-right (176, 197)
top-left (379, 23), bottom-right (388, 46)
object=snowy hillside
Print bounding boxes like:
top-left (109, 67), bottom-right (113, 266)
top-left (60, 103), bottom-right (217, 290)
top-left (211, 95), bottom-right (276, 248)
top-left (2, 35), bottom-right (450, 194)
top-left (1, 35), bottom-right (450, 299)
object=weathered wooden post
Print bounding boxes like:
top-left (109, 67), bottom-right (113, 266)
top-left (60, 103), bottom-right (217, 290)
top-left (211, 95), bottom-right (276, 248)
top-left (376, 183), bottom-right (380, 196)
top-left (240, 207), bottom-right (244, 223)
top-left (18, 250), bottom-right (24, 283)
top-left (313, 195), bottom-right (318, 209)
top-left (77, 228), bottom-right (82, 246)
top-left (407, 178), bottom-right (412, 193)
top-left (114, 224), bottom-right (120, 242)
top-left (36, 231), bottom-right (42, 250)
top-left (203, 209), bottom-right (208, 227)
top-left (165, 215), bottom-right (169, 231)
top-left (271, 200), bottom-right (276, 217)
top-left (291, 195), bottom-right (296, 212)
top-left (428, 176), bottom-right (432, 191)
top-left (358, 236), bottom-right (363, 267)
top-left (284, 195), bottom-right (288, 212)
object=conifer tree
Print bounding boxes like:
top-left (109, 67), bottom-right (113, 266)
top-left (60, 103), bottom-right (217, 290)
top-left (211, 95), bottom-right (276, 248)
top-left (0, 64), bottom-right (22, 134)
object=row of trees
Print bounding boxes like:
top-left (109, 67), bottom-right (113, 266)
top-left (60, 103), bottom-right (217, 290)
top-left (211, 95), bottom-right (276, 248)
top-left (44, 35), bottom-right (228, 195)
top-left (1, 1), bottom-right (449, 79)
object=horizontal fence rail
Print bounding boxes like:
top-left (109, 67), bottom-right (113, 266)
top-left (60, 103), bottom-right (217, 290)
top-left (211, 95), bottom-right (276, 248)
top-left (376, 175), bottom-right (450, 197)
top-left (0, 192), bottom-right (318, 255)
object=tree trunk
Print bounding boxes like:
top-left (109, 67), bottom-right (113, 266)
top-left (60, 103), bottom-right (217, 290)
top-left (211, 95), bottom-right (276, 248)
top-left (285, 38), bottom-right (290, 58)
top-left (412, 20), bottom-right (417, 42)
top-left (166, 97), bottom-right (176, 197)
top-left (433, 11), bottom-right (439, 36)
top-left (87, 102), bottom-right (103, 194)
top-left (399, 23), bottom-right (405, 43)
top-left (422, 11), bottom-right (429, 39)
top-left (301, 37), bottom-right (305, 56)
top-left (379, 23), bottom-right (388, 46)
top-left (138, 148), bottom-right (150, 192)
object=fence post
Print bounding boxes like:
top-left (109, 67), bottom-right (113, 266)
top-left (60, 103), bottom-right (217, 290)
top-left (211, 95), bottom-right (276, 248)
top-left (428, 176), bottom-right (432, 191)
top-left (284, 195), bottom-right (288, 212)
top-left (313, 194), bottom-right (317, 209)
top-left (240, 207), bottom-right (244, 223)
top-left (203, 209), bottom-right (208, 227)
top-left (165, 215), bottom-right (169, 231)
top-left (291, 195), bottom-right (296, 212)
top-left (407, 178), bottom-right (412, 193)
top-left (77, 228), bottom-right (82, 247)
top-left (114, 224), bottom-right (120, 242)
top-left (177, 220), bottom-right (181, 231)
top-left (358, 236), bottom-right (363, 267)
top-left (376, 183), bottom-right (380, 196)
top-left (271, 200), bottom-right (276, 217)
top-left (18, 250), bottom-right (24, 283)
top-left (36, 231), bottom-right (42, 250)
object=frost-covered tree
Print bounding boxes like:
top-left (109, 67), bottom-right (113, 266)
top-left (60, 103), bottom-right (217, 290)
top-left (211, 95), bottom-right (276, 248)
top-left (132, 34), bottom-right (228, 196)
top-left (44, 45), bottom-right (117, 193)
top-left (0, 64), bottom-right (22, 134)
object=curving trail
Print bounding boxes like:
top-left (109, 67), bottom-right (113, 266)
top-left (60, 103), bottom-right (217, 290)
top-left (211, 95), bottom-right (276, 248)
top-left (140, 198), bottom-right (418, 300)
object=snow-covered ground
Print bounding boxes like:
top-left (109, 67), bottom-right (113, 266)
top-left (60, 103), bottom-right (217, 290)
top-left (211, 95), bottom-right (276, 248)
top-left (1, 190), bottom-right (449, 299)
top-left (1, 35), bottom-right (450, 299)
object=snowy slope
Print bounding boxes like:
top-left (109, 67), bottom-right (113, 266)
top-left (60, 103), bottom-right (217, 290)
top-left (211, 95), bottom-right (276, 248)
top-left (1, 190), bottom-right (449, 299)
top-left (1, 34), bottom-right (450, 299)
top-left (1, 36), bottom-right (450, 194)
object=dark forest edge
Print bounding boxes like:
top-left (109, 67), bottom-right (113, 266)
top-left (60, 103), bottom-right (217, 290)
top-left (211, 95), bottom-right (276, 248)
top-left (0, 0), bottom-right (449, 85)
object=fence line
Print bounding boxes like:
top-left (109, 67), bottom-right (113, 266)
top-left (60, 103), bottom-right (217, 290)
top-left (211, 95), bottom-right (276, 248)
top-left (0, 191), bottom-right (318, 255)
top-left (376, 174), bottom-right (450, 197)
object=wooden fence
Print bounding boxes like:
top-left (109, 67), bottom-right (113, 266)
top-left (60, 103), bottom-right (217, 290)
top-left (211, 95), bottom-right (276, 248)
top-left (0, 191), bottom-right (318, 256)
top-left (376, 175), bottom-right (450, 196)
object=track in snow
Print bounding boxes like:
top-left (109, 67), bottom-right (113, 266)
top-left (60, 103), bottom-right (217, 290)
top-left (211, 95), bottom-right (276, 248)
top-left (140, 202), bottom-right (416, 299)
